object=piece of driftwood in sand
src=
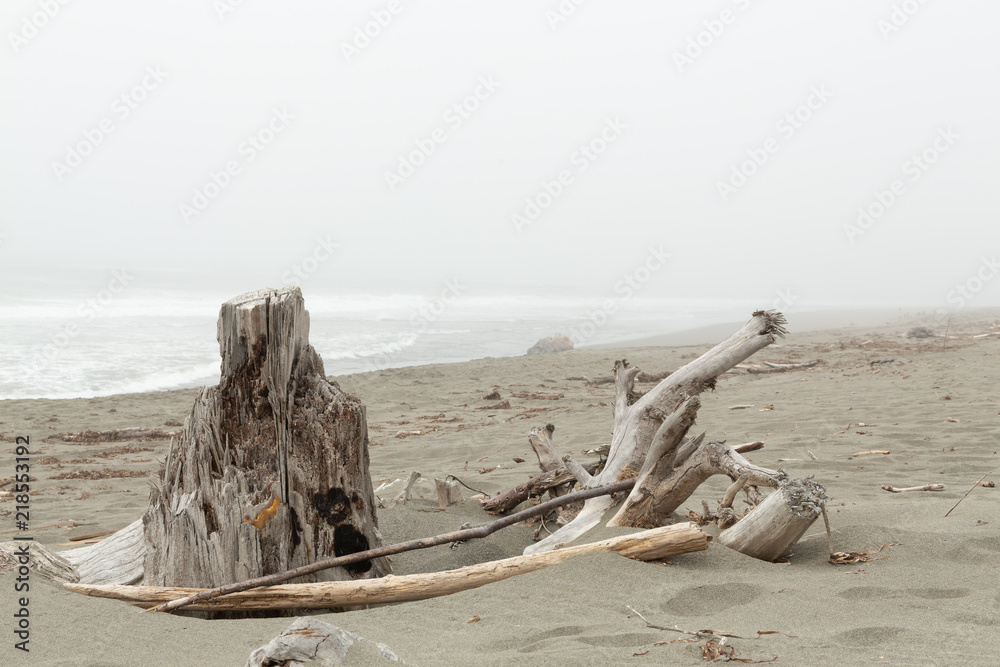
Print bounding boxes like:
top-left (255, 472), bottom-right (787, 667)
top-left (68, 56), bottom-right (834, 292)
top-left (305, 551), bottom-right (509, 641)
top-left (609, 433), bottom-right (783, 528)
top-left (528, 423), bottom-right (571, 499)
top-left (745, 360), bottom-right (820, 374)
top-left (603, 399), bottom-right (828, 561)
top-left (716, 477), bottom-right (827, 561)
top-left (135, 287), bottom-right (388, 616)
top-left (0, 519), bottom-right (145, 587)
top-left (378, 471), bottom-right (421, 509)
top-left (480, 460), bottom-right (604, 514)
top-left (0, 541), bottom-right (79, 584)
top-left (881, 483), bottom-right (945, 493)
top-left (61, 518), bottom-right (145, 585)
top-left (66, 522), bottom-right (707, 612)
top-left (525, 310), bottom-right (788, 555)
top-left (434, 478), bottom-right (464, 508)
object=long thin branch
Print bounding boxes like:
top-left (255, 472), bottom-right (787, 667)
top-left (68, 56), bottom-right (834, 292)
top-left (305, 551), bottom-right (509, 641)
top-left (147, 478), bottom-right (636, 614)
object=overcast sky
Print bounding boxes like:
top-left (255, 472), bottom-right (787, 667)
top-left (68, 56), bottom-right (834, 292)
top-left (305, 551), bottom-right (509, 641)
top-left (3, 1), bottom-right (998, 309)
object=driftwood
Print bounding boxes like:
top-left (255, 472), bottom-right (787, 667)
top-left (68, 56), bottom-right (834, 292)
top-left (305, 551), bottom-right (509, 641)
top-left (716, 477), bottom-right (827, 561)
top-left (62, 518), bottom-right (145, 585)
top-left (609, 439), bottom-right (781, 528)
top-left (528, 423), bottom-right (566, 496)
top-left (435, 478), bottom-right (464, 507)
top-left (882, 484), bottom-right (944, 493)
top-left (378, 471), bottom-right (421, 509)
top-left (0, 541), bottom-right (79, 584)
top-left (67, 522), bottom-right (708, 612)
top-left (526, 310), bottom-right (787, 555)
top-left (480, 460), bottom-right (603, 514)
top-left (138, 479), bottom-right (636, 614)
top-left (746, 360), bottom-right (819, 374)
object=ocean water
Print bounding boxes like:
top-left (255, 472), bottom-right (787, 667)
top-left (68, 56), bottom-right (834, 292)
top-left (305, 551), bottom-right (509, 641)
top-left (0, 286), bottom-right (756, 400)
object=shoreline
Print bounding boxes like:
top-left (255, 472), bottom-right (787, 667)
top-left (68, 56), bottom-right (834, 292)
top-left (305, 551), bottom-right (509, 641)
top-left (8, 306), bottom-right (995, 404)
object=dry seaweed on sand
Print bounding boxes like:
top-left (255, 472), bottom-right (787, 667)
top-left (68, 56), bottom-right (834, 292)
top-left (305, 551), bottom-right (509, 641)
top-left (627, 606), bottom-right (781, 663)
top-left (829, 542), bottom-right (900, 565)
top-left (50, 469), bottom-right (154, 480)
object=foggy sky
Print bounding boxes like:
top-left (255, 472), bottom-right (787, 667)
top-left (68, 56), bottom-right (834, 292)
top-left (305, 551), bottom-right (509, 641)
top-left (3, 1), bottom-right (999, 310)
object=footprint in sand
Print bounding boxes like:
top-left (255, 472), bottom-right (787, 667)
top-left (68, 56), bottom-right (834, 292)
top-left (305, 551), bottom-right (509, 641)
top-left (838, 586), bottom-right (905, 601)
top-left (834, 626), bottom-right (906, 647)
top-left (906, 587), bottom-right (971, 600)
top-left (660, 583), bottom-right (764, 616)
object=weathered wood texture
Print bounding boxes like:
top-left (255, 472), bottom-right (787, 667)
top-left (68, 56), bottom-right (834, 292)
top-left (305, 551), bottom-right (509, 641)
top-left (141, 287), bottom-right (388, 596)
top-left (717, 477), bottom-right (827, 561)
top-left (0, 541), bottom-right (79, 584)
top-left (609, 439), bottom-right (783, 528)
top-left (63, 518), bottom-right (145, 585)
top-left (66, 523), bottom-right (708, 612)
top-left (434, 478), bottom-right (464, 508)
top-left (526, 310), bottom-right (786, 554)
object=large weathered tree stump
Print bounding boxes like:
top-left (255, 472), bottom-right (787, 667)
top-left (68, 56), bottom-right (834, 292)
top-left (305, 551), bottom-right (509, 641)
top-left (141, 287), bottom-right (388, 612)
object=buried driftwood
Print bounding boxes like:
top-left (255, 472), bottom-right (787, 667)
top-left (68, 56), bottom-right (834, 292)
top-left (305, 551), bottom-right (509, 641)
top-left (378, 471), bottom-right (421, 509)
top-left (524, 311), bottom-right (790, 555)
top-left (246, 617), bottom-right (403, 666)
top-left (62, 518), bottom-right (145, 585)
top-left (119, 480), bottom-right (636, 614)
top-left (434, 478), bottom-right (464, 508)
top-left (716, 478), bottom-right (827, 561)
top-left (0, 541), bottom-right (79, 584)
top-left (66, 522), bottom-right (707, 612)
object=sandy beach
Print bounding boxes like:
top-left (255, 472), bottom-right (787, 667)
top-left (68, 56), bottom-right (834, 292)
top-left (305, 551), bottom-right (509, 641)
top-left (2, 310), bottom-right (998, 666)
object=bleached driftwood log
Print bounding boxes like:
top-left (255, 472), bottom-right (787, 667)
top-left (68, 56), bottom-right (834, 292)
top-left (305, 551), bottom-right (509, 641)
top-left (716, 477), bottom-right (827, 561)
top-left (525, 310), bottom-right (787, 554)
top-left (141, 287), bottom-right (388, 613)
top-left (62, 518), bottom-right (145, 585)
top-left (527, 423), bottom-right (574, 500)
top-left (0, 541), bottom-right (79, 584)
top-left (378, 471), bottom-right (421, 509)
top-left (0, 519), bottom-right (145, 586)
top-left (66, 523), bottom-right (708, 612)
top-left (143, 479), bottom-right (638, 613)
